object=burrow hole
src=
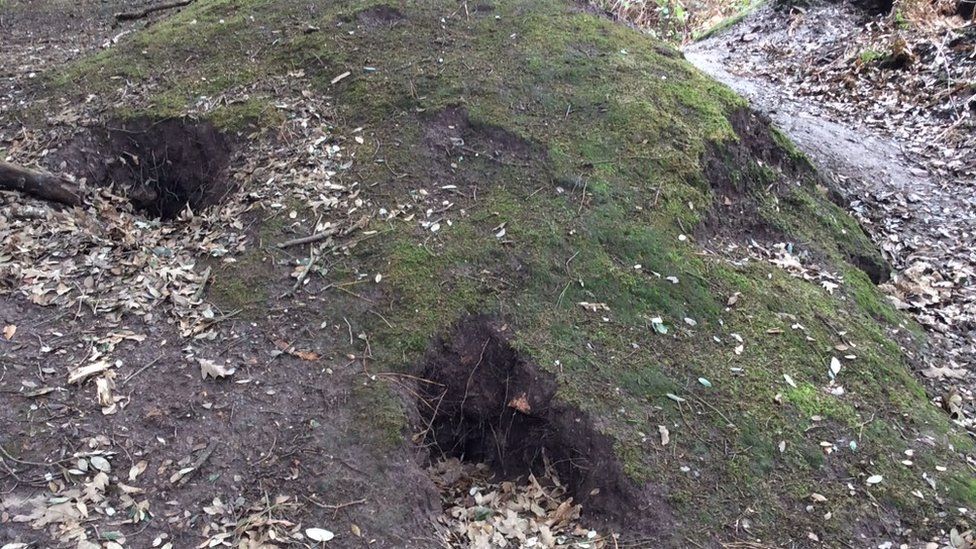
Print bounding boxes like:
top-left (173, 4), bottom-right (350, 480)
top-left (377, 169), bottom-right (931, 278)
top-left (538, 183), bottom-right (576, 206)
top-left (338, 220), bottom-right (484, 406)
top-left (62, 117), bottom-right (234, 220)
top-left (417, 316), bottom-right (658, 532)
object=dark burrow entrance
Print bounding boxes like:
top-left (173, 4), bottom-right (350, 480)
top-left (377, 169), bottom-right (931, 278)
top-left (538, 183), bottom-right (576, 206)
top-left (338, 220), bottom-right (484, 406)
top-left (59, 117), bottom-right (234, 220)
top-left (417, 316), bottom-right (667, 536)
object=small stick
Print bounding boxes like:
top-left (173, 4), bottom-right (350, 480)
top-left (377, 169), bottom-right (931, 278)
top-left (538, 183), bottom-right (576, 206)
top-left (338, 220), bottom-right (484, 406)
top-left (282, 250), bottom-right (319, 298)
top-left (177, 442), bottom-right (218, 485)
top-left (306, 496), bottom-right (367, 519)
top-left (277, 228), bottom-right (337, 249)
top-left (121, 356), bottom-right (162, 385)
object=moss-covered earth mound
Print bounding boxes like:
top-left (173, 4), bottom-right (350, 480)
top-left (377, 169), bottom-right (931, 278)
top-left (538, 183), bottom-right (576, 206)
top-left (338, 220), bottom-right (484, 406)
top-left (10, 0), bottom-right (974, 546)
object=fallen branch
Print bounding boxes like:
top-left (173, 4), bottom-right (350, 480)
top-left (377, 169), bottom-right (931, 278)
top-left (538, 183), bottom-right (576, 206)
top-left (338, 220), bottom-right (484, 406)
top-left (0, 162), bottom-right (85, 207)
top-left (115, 0), bottom-right (194, 21)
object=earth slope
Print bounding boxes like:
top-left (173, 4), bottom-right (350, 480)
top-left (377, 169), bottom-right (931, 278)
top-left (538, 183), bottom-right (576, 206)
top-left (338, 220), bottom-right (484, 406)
top-left (0, 0), bottom-right (973, 547)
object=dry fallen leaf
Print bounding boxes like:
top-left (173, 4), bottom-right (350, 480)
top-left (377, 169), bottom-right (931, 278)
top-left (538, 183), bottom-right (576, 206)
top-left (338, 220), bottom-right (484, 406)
top-left (129, 460), bottom-right (148, 481)
top-left (829, 357), bottom-right (842, 379)
top-left (306, 527), bottom-right (335, 542)
top-left (68, 360), bottom-right (113, 384)
top-left (658, 425), bottom-right (670, 446)
top-left (2, 324), bottom-right (16, 340)
top-left (922, 365), bottom-right (966, 379)
top-left (273, 339), bottom-right (320, 361)
top-left (508, 394), bottom-right (531, 414)
top-left (199, 358), bottom-right (236, 380)
top-left (578, 302), bottom-right (610, 313)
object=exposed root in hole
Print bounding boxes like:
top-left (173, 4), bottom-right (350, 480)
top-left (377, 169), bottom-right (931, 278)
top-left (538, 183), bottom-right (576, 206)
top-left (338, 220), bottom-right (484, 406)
top-left (57, 117), bottom-right (234, 220)
top-left (417, 316), bottom-right (669, 540)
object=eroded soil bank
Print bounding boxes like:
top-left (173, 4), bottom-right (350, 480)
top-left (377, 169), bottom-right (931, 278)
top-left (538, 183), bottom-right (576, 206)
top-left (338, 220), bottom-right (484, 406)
top-left (685, 0), bottom-right (975, 453)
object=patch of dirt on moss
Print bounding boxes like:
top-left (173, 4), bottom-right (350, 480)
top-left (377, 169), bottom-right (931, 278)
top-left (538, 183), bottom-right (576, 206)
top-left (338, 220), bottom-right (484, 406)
top-left (417, 315), bottom-right (672, 539)
top-left (348, 4), bottom-right (406, 29)
top-left (423, 106), bottom-right (544, 172)
top-left (699, 108), bottom-right (811, 239)
top-left (700, 108), bottom-right (891, 284)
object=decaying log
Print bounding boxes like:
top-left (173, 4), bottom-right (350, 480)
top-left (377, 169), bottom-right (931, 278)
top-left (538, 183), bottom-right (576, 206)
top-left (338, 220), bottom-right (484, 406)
top-left (0, 161), bottom-right (85, 207)
top-left (115, 0), bottom-right (195, 22)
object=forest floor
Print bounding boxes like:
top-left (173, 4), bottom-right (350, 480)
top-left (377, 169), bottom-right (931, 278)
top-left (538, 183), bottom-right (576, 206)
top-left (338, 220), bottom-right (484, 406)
top-left (1, 0), bottom-right (975, 548)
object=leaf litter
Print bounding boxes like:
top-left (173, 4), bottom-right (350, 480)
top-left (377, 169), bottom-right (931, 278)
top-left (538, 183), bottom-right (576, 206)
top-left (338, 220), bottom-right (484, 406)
top-left (428, 458), bottom-right (608, 549)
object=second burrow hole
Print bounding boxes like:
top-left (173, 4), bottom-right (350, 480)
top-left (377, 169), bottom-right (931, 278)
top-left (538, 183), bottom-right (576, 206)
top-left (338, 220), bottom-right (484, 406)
top-left (416, 315), bottom-right (661, 532)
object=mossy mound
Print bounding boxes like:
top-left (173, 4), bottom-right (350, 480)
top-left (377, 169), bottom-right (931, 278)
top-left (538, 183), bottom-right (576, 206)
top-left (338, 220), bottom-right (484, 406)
top-left (35, 0), bottom-right (974, 545)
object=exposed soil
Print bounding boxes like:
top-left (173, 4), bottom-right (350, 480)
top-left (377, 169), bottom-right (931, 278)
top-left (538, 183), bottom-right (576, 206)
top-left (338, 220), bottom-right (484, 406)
top-left (0, 277), bottom-right (441, 548)
top-left (3, 0), bottom-right (975, 546)
top-left (418, 316), bottom-right (671, 538)
top-left (0, 0), bottom-right (188, 136)
top-left (56, 118), bottom-right (235, 219)
top-left (423, 106), bottom-right (543, 172)
top-left (698, 108), bottom-right (806, 238)
top-left (346, 4), bottom-right (406, 29)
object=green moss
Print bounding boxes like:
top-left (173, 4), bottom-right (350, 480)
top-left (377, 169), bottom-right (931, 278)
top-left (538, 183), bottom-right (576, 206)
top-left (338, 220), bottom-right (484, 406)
top-left (207, 249), bottom-right (272, 315)
top-left (784, 384), bottom-right (858, 426)
top-left (859, 49), bottom-right (884, 64)
top-left (845, 267), bottom-right (905, 327)
top-left (693, 0), bottom-right (767, 41)
top-left (947, 476), bottom-right (976, 506)
top-left (352, 380), bottom-right (409, 451)
top-left (207, 98), bottom-right (282, 133)
top-left (207, 210), bottom-right (286, 315)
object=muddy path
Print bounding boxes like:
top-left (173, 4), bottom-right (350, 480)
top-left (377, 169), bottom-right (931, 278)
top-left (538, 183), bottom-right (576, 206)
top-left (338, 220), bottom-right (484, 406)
top-left (685, 3), bottom-right (976, 427)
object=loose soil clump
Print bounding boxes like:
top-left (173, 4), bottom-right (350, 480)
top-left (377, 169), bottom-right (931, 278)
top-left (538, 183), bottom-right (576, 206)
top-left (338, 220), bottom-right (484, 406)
top-left (58, 117), bottom-right (233, 220)
top-left (417, 316), bottom-right (670, 537)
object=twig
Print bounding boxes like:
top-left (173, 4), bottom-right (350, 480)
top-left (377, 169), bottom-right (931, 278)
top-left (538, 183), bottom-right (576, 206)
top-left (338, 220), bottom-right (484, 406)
top-left (121, 357), bottom-right (162, 385)
top-left (115, 0), bottom-right (194, 21)
top-left (578, 178), bottom-right (588, 214)
top-left (0, 445), bottom-right (64, 467)
top-left (177, 442), bottom-right (218, 485)
top-left (368, 309), bottom-right (394, 328)
top-left (277, 228), bottom-right (337, 249)
top-left (282, 249), bottom-right (319, 298)
top-left (306, 496), bottom-right (367, 519)
top-left (192, 266), bottom-right (212, 302)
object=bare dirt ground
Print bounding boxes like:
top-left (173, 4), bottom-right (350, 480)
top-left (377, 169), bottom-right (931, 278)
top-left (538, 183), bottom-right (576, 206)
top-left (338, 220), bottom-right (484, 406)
top-left (686, 0), bottom-right (976, 477)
